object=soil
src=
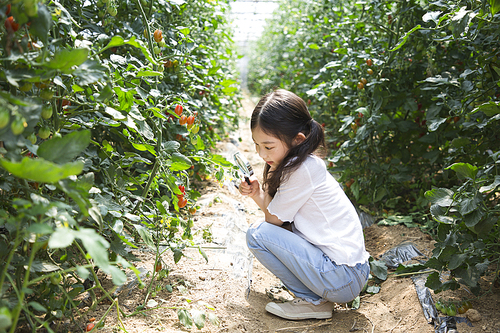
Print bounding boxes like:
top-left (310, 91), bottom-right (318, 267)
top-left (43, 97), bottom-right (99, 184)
top-left (73, 95), bottom-right (500, 333)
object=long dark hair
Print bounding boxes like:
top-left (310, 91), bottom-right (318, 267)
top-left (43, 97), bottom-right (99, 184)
top-left (251, 89), bottom-right (325, 197)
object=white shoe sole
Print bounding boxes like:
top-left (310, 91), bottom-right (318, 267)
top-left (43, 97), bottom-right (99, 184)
top-left (265, 303), bottom-right (333, 320)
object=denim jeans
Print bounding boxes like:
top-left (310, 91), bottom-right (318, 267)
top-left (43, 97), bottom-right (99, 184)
top-left (246, 221), bottom-right (370, 304)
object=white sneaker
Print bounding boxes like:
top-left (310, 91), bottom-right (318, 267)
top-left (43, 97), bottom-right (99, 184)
top-left (265, 298), bottom-right (334, 320)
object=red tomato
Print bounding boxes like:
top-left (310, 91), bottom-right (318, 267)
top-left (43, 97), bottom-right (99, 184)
top-left (179, 185), bottom-right (185, 194)
top-left (5, 16), bottom-right (19, 32)
top-left (187, 115), bottom-right (195, 126)
top-left (153, 29), bottom-right (162, 43)
top-left (366, 59), bottom-right (373, 67)
top-left (179, 115), bottom-right (187, 125)
top-left (178, 197), bottom-right (187, 208)
top-left (174, 104), bottom-right (183, 116)
top-left (86, 323), bottom-right (95, 331)
top-left (6, 4), bottom-right (11, 15)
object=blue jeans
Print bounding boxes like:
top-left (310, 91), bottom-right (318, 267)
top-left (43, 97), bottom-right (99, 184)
top-left (246, 221), bottom-right (370, 304)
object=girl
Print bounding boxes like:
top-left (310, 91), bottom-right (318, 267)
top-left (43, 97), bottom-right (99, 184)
top-left (239, 89), bottom-right (370, 320)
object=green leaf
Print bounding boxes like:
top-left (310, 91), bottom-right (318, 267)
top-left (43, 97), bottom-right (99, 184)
top-left (177, 26), bottom-right (190, 35)
top-left (198, 246), bottom-right (208, 263)
top-left (0, 157), bottom-right (84, 183)
top-left (73, 60), bottom-right (107, 86)
top-left (369, 258), bottom-right (387, 280)
top-left (29, 5), bottom-right (52, 43)
top-left (477, 101), bottom-right (500, 116)
top-left (190, 309), bottom-right (206, 329)
top-left (308, 43), bottom-right (320, 50)
top-left (390, 25), bottom-right (422, 51)
top-left (448, 253), bottom-right (468, 270)
top-left (164, 141), bottom-right (180, 153)
top-left (100, 36), bottom-right (157, 65)
top-left (137, 70), bottom-right (163, 77)
top-left (134, 224), bottom-right (155, 249)
top-left (29, 301), bottom-right (47, 312)
top-left (446, 163), bottom-right (478, 180)
top-left (491, 0), bottom-right (500, 15)
top-left (48, 228), bottom-right (75, 248)
top-left (46, 48), bottom-right (89, 73)
top-left (75, 228), bottom-right (110, 268)
top-left (425, 188), bottom-right (454, 206)
top-left (37, 130), bottom-right (91, 164)
top-left (425, 271), bottom-right (460, 293)
top-left (177, 309), bottom-right (193, 329)
top-left (210, 154), bottom-right (232, 167)
top-left (170, 153), bottom-right (192, 171)
top-left (104, 106), bottom-right (126, 120)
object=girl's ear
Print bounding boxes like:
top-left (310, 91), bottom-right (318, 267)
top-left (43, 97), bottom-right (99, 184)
top-left (293, 132), bottom-right (306, 146)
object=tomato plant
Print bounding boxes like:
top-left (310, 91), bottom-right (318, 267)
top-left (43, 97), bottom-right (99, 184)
top-left (0, 0), bottom-right (239, 331)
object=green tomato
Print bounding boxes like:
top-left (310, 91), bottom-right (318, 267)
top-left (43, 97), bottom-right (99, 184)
top-left (38, 127), bottom-right (51, 139)
top-left (40, 89), bottom-right (54, 100)
top-left (446, 304), bottom-right (457, 316)
top-left (50, 273), bottom-right (62, 285)
top-left (107, 5), bottom-right (117, 16)
top-left (435, 300), bottom-right (443, 312)
top-left (11, 118), bottom-right (26, 135)
top-left (19, 82), bottom-right (33, 92)
top-left (0, 108), bottom-right (10, 129)
top-left (27, 132), bottom-right (37, 144)
top-left (154, 46), bottom-right (161, 54)
top-left (41, 106), bottom-right (53, 119)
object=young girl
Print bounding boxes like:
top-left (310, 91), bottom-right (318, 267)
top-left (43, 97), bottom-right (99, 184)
top-left (239, 89), bottom-right (370, 320)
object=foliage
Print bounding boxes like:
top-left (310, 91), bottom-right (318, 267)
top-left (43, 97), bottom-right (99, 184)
top-left (247, 0), bottom-right (499, 294)
top-left (0, 0), bottom-right (239, 331)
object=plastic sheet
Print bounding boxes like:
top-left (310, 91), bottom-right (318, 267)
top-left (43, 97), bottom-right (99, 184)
top-left (380, 241), bottom-right (425, 268)
top-left (379, 242), bottom-right (474, 333)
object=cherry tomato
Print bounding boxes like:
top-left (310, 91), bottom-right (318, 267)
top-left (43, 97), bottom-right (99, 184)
top-left (463, 300), bottom-right (472, 310)
top-left (11, 118), bottom-right (25, 135)
top-left (86, 323), bottom-right (95, 331)
top-left (189, 207), bottom-right (196, 214)
top-left (41, 107), bottom-right (53, 119)
top-left (27, 132), bottom-right (37, 144)
top-left (153, 46), bottom-right (160, 55)
top-left (153, 29), bottom-right (162, 43)
top-left (178, 185), bottom-right (185, 194)
top-left (446, 304), bottom-right (457, 316)
top-left (367, 68), bottom-right (374, 75)
top-left (357, 82), bottom-right (364, 89)
top-left (61, 99), bottom-right (71, 107)
top-left (178, 197), bottom-right (187, 208)
top-left (366, 59), bottom-right (373, 67)
top-left (360, 78), bottom-right (367, 85)
top-left (50, 273), bottom-right (62, 285)
top-left (345, 179), bottom-right (354, 188)
top-left (155, 263), bottom-right (162, 272)
top-left (38, 127), bottom-right (51, 139)
top-left (435, 300), bottom-right (444, 312)
top-left (19, 83), bottom-right (33, 92)
top-left (187, 115), bottom-right (195, 126)
top-left (174, 104), bottom-right (183, 116)
top-left (387, 14), bottom-right (393, 24)
top-left (4, 16), bottom-right (19, 32)
top-left (40, 89), bottom-right (54, 100)
top-left (457, 305), bottom-right (467, 314)
top-left (0, 108), bottom-right (10, 129)
top-left (89, 318), bottom-right (96, 322)
top-left (453, 116), bottom-right (460, 123)
top-left (179, 115), bottom-right (187, 125)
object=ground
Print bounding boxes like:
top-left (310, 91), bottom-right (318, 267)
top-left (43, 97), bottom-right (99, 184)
top-left (75, 96), bottom-right (500, 333)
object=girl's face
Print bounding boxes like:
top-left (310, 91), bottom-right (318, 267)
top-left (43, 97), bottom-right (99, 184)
top-left (252, 126), bottom-right (290, 171)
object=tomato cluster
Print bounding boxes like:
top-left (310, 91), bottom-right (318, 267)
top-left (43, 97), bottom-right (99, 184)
top-left (435, 299), bottom-right (473, 316)
top-left (177, 185), bottom-right (188, 208)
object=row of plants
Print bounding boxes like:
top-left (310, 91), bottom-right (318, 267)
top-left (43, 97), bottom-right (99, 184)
top-left (0, 0), bottom-right (239, 331)
top-left (247, 0), bottom-right (499, 296)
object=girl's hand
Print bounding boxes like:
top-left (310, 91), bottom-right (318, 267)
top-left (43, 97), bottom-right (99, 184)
top-left (239, 176), bottom-right (260, 197)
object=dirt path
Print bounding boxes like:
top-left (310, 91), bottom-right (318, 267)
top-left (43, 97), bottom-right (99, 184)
top-left (80, 95), bottom-right (500, 333)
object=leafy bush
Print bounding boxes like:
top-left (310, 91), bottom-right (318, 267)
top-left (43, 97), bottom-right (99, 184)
top-left (0, 0), bottom-right (238, 331)
top-left (247, 0), bottom-right (499, 294)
